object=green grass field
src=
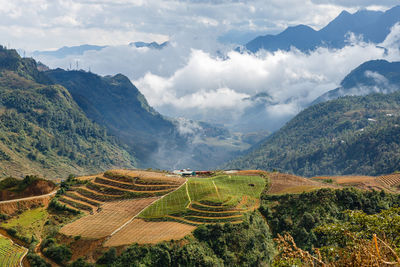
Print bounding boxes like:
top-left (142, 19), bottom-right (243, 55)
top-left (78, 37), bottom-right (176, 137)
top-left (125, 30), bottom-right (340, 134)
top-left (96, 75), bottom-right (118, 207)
top-left (0, 235), bottom-right (26, 267)
top-left (140, 175), bottom-right (266, 223)
top-left (1, 207), bottom-right (48, 241)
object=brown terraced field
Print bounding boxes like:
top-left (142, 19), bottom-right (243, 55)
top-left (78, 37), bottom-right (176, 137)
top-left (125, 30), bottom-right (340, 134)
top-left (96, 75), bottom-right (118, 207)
top-left (268, 172), bottom-right (336, 194)
top-left (58, 170), bottom-right (186, 240)
top-left (60, 197), bottom-right (160, 238)
top-left (104, 219), bottom-right (196, 246)
top-left (377, 173), bottom-right (400, 188)
top-left (313, 175), bottom-right (392, 192)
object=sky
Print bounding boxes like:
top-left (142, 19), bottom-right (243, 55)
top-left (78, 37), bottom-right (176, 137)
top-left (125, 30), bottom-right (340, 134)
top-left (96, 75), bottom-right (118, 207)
top-left (1, 0), bottom-right (400, 133)
top-left (1, 0), bottom-right (397, 50)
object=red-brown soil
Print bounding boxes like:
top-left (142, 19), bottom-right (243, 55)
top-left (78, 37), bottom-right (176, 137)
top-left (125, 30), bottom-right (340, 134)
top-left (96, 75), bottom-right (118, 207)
top-left (0, 179), bottom-right (55, 201)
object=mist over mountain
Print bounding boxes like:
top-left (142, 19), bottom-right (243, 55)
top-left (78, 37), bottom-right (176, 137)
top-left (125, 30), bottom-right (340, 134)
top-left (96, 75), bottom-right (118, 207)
top-left (46, 68), bottom-right (254, 170)
top-left (25, 5), bottom-right (400, 136)
top-left (313, 60), bottom-right (400, 104)
top-left (31, 41), bottom-right (168, 60)
top-left (32, 45), bottom-right (107, 59)
top-left (245, 5), bottom-right (400, 53)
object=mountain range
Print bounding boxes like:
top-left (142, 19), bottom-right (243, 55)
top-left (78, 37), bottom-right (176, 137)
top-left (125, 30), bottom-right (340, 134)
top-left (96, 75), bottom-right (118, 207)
top-left (245, 5), bottom-right (400, 52)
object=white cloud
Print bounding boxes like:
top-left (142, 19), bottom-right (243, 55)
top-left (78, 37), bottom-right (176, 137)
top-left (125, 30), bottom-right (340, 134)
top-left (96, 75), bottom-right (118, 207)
top-left (33, 24), bottom-right (400, 132)
top-left (133, 27), bottom-right (400, 131)
top-left (5, 0), bottom-right (399, 133)
top-left (2, 0), bottom-right (396, 50)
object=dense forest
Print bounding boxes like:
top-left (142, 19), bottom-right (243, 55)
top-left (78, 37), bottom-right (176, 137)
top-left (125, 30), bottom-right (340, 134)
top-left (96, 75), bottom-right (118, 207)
top-left (226, 91), bottom-right (400, 177)
top-left (0, 46), bottom-right (135, 178)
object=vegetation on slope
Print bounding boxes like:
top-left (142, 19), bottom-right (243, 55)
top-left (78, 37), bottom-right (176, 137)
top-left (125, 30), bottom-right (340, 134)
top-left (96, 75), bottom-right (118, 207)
top-left (260, 188), bottom-right (400, 250)
top-left (96, 212), bottom-right (274, 267)
top-left (45, 68), bottom-right (184, 168)
top-left (273, 203), bottom-right (400, 266)
top-left (227, 91), bottom-right (400, 176)
top-left (0, 46), bottom-right (136, 178)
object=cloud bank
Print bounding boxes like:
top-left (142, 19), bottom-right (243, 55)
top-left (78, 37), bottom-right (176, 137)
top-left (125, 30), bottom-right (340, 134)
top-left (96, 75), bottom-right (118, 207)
top-left (134, 25), bottom-right (400, 131)
top-left (1, 0), bottom-right (396, 50)
top-left (34, 24), bottom-right (400, 133)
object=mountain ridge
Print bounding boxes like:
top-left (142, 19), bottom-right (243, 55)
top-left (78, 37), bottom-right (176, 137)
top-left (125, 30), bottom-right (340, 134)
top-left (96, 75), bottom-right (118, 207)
top-left (0, 46), bottom-right (136, 178)
top-left (245, 5), bottom-right (400, 52)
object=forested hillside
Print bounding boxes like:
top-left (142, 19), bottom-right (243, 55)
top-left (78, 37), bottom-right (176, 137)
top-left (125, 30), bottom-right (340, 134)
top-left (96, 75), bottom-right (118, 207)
top-left (0, 46), bottom-right (135, 178)
top-left (226, 91), bottom-right (400, 176)
top-left (45, 68), bottom-right (182, 166)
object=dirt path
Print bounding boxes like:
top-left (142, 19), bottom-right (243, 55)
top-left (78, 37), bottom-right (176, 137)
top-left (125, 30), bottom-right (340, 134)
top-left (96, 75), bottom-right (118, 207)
top-left (35, 238), bottom-right (59, 267)
top-left (0, 190), bottom-right (57, 204)
top-left (212, 181), bottom-right (221, 200)
top-left (185, 182), bottom-right (192, 208)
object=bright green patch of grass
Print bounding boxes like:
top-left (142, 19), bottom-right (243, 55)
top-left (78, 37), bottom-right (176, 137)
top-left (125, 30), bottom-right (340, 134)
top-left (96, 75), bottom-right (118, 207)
top-left (1, 207), bottom-right (48, 241)
top-left (140, 175), bottom-right (266, 220)
top-left (140, 183), bottom-right (189, 218)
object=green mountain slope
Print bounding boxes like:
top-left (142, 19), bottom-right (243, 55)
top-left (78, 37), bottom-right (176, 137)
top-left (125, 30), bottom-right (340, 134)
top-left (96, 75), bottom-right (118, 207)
top-left (0, 46), bottom-right (135, 178)
top-left (45, 68), bottom-right (182, 166)
top-left (225, 91), bottom-right (400, 176)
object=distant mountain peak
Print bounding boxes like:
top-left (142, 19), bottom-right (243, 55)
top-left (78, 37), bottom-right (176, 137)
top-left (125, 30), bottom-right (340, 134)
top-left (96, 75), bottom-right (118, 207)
top-left (129, 41), bottom-right (169, 49)
top-left (245, 5), bottom-right (399, 53)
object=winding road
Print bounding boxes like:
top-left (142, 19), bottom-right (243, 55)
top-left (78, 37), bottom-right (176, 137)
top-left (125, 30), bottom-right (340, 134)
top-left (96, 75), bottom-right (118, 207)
top-left (0, 190), bottom-right (57, 204)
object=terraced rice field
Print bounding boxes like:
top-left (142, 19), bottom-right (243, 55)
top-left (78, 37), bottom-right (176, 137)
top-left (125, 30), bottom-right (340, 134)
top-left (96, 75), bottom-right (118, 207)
top-left (104, 219), bottom-right (196, 246)
top-left (268, 173), bottom-right (336, 194)
top-left (313, 175), bottom-right (389, 192)
top-left (0, 235), bottom-right (26, 267)
top-left (60, 171), bottom-right (266, 246)
top-left (58, 170), bottom-right (185, 214)
top-left (377, 173), bottom-right (400, 187)
top-left (59, 170), bottom-right (185, 239)
top-left (60, 197), bottom-right (159, 238)
top-left (140, 174), bottom-right (266, 225)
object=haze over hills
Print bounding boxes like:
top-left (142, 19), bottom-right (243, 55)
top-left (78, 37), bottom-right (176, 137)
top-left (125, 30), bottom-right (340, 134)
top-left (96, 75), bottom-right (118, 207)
top-left (45, 68), bottom-right (259, 170)
top-left (31, 41), bottom-right (169, 59)
top-left (0, 46), bottom-right (136, 178)
top-left (32, 45), bottom-right (107, 58)
top-left (225, 59), bottom-right (400, 177)
top-left (312, 59), bottom-right (400, 104)
top-left (245, 5), bottom-right (400, 53)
